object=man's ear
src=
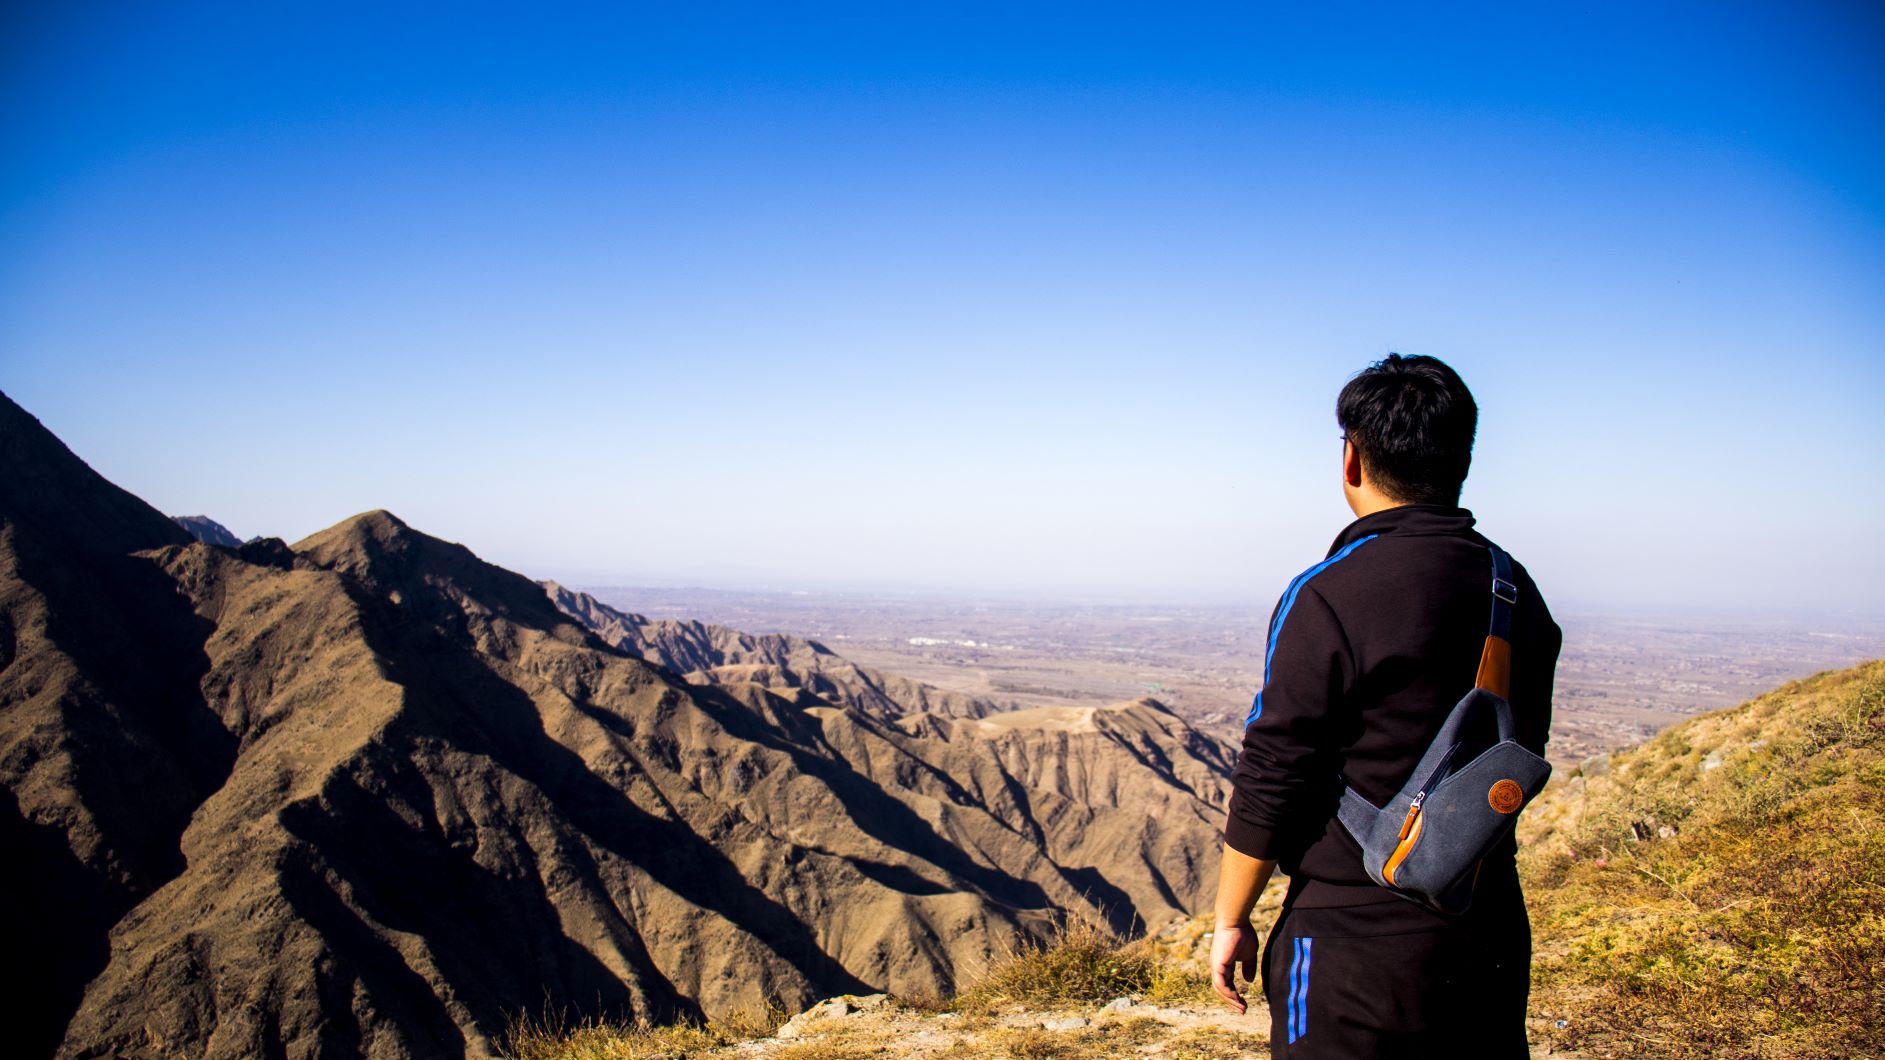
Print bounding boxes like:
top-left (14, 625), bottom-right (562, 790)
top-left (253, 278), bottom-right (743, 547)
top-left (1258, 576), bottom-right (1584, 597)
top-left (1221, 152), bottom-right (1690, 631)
top-left (1343, 440), bottom-right (1364, 488)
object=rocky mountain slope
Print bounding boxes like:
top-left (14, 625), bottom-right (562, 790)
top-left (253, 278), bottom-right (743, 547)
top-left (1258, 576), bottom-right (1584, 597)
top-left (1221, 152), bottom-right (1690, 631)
top-left (0, 390), bottom-right (1234, 1059)
top-left (544, 583), bottom-right (1001, 720)
top-left (173, 514), bottom-right (242, 546)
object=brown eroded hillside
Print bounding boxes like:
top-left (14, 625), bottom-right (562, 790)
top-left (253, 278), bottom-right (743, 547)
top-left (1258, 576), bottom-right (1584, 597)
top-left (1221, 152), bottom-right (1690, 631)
top-left (545, 582), bottom-right (1002, 720)
top-left (0, 390), bottom-right (1234, 1059)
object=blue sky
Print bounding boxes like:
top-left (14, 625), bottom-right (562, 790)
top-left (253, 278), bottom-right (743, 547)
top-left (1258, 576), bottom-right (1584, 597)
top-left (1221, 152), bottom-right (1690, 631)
top-left (3, 3), bottom-right (1881, 615)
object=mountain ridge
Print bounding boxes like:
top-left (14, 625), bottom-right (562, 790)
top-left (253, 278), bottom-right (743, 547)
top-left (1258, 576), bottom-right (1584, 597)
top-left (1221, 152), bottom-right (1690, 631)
top-left (544, 581), bottom-right (1004, 720)
top-left (0, 390), bottom-right (1234, 1058)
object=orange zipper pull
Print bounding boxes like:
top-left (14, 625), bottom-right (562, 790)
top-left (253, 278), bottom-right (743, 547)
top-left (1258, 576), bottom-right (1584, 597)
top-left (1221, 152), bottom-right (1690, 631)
top-left (1397, 793), bottom-right (1425, 841)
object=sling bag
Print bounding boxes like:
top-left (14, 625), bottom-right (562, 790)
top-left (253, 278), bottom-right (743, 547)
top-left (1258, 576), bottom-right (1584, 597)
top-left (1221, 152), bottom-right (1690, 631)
top-left (1335, 544), bottom-right (1552, 915)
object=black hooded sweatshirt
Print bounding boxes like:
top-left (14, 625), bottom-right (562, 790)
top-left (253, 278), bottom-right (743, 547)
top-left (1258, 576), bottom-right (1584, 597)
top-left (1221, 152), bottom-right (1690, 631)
top-left (1224, 504), bottom-right (1561, 907)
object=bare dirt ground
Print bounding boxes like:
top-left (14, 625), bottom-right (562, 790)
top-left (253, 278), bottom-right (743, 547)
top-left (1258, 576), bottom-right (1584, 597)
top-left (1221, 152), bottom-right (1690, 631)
top-left (739, 994), bottom-right (1267, 1059)
top-left (690, 993), bottom-right (1583, 1058)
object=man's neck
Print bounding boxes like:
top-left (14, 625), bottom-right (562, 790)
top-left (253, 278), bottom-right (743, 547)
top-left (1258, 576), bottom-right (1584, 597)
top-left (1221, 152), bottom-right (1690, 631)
top-left (1345, 488), bottom-right (1409, 520)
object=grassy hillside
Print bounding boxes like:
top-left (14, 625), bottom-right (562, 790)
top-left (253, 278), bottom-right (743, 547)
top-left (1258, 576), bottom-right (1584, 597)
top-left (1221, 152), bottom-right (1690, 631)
top-left (1521, 660), bottom-right (1885, 1058)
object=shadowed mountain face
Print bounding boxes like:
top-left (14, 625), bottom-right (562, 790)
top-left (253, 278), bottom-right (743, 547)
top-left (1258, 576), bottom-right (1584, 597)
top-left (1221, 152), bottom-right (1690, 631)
top-left (173, 514), bottom-right (242, 547)
top-left (0, 390), bottom-right (1234, 1059)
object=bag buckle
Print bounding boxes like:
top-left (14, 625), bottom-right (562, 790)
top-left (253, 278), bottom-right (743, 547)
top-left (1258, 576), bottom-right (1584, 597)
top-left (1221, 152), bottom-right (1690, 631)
top-left (1492, 578), bottom-right (1518, 604)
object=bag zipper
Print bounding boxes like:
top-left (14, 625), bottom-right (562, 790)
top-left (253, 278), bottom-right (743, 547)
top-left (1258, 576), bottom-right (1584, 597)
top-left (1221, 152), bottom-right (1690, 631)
top-left (1386, 741), bottom-right (1465, 881)
top-left (1395, 740), bottom-right (1462, 840)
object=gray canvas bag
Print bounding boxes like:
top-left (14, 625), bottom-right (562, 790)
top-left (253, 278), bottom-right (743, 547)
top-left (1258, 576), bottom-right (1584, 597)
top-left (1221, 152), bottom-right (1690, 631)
top-left (1336, 544), bottom-right (1552, 915)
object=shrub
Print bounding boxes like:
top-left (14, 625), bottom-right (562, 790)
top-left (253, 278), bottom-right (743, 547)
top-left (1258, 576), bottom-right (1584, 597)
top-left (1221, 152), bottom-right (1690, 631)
top-left (951, 919), bottom-right (1210, 1013)
top-left (500, 1004), bottom-right (782, 1060)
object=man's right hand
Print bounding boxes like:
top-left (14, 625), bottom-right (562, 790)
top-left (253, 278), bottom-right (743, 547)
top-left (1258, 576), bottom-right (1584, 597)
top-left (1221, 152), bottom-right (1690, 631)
top-left (1211, 842), bottom-right (1276, 1015)
top-left (1210, 920), bottom-right (1262, 1014)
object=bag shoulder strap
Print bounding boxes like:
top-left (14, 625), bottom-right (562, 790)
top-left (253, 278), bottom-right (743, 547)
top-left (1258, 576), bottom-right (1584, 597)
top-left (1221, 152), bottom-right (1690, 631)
top-left (1474, 544), bottom-right (1517, 699)
top-left (1340, 543), bottom-right (1522, 831)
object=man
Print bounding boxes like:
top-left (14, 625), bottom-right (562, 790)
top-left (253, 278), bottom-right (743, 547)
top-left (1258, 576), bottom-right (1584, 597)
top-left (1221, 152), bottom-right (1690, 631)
top-left (1210, 354), bottom-right (1560, 1057)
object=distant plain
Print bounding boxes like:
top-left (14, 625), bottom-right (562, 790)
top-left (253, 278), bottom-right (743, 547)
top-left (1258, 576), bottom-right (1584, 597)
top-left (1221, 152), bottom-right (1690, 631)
top-left (589, 586), bottom-right (1885, 766)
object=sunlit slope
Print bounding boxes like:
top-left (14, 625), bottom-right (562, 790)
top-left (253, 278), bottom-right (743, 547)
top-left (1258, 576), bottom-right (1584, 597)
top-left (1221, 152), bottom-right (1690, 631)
top-left (1521, 660), bottom-right (1885, 1058)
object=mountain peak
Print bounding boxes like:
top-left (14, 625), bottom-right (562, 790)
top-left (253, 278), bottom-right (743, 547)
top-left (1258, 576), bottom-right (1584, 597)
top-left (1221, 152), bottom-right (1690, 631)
top-left (172, 515), bottom-right (241, 547)
top-left (293, 509), bottom-right (585, 644)
top-left (305, 507), bottom-right (409, 542)
top-left (289, 509), bottom-right (419, 587)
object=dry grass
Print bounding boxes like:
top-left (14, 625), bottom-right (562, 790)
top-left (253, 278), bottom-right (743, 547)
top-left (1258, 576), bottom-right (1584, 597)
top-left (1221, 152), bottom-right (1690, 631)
top-left (1522, 660), bottom-right (1885, 1059)
top-left (769, 1029), bottom-right (898, 1060)
top-left (500, 1005), bottom-right (783, 1060)
top-left (950, 919), bottom-right (1212, 1014)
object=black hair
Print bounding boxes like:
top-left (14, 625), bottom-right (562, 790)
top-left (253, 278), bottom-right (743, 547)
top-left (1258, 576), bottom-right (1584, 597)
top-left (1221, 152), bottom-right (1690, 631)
top-left (1336, 354), bottom-right (1478, 505)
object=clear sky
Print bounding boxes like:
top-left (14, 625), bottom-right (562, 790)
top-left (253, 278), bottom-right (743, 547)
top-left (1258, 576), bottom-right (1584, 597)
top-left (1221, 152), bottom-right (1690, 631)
top-left (3, 3), bottom-right (1881, 616)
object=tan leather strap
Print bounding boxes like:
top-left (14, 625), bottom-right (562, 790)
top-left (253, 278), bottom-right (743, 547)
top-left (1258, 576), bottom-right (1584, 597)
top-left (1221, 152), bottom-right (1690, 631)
top-left (1476, 546), bottom-right (1517, 699)
top-left (1474, 635), bottom-right (1512, 699)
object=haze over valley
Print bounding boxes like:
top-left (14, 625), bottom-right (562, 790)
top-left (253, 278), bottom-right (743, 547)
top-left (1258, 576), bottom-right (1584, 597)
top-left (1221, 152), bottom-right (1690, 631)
top-left (584, 586), bottom-right (1885, 767)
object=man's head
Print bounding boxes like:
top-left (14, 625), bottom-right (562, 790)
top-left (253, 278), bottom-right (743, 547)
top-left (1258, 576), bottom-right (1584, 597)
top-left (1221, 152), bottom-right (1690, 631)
top-left (1336, 354), bottom-right (1477, 512)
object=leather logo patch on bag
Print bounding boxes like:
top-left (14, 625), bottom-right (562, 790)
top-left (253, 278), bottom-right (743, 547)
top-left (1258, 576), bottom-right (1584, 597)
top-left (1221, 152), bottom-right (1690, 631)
top-left (1488, 779), bottom-right (1524, 814)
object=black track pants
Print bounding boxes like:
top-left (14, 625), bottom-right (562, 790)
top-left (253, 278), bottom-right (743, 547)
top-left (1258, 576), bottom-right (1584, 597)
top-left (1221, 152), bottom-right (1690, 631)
top-left (1261, 892), bottom-right (1531, 1059)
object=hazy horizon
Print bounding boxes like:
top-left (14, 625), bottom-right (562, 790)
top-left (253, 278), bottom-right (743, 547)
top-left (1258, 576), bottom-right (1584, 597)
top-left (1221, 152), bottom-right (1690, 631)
top-left (111, 503), bottom-right (1885, 621)
top-left (562, 576), bottom-right (1885, 625)
top-left (5, 4), bottom-right (1881, 616)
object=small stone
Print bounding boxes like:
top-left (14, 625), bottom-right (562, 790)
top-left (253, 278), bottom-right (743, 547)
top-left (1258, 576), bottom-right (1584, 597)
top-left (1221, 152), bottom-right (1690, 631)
top-left (1579, 754), bottom-right (1610, 778)
top-left (1750, 739), bottom-right (1768, 751)
top-left (1555, 1018), bottom-right (1569, 1029)
top-left (1101, 997), bottom-right (1133, 1012)
top-left (775, 995), bottom-right (874, 1040)
top-left (1042, 1016), bottom-right (1091, 1030)
top-left (1657, 825), bottom-right (1677, 839)
top-left (1702, 751), bottom-right (1723, 771)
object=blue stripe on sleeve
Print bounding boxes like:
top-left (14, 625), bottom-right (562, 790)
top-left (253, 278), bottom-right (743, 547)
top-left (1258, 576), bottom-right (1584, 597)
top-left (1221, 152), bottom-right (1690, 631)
top-left (1245, 534), bottom-right (1377, 726)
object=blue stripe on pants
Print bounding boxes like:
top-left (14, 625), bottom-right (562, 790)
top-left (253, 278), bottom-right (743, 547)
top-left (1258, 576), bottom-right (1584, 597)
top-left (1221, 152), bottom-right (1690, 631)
top-left (1287, 936), bottom-right (1314, 1045)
